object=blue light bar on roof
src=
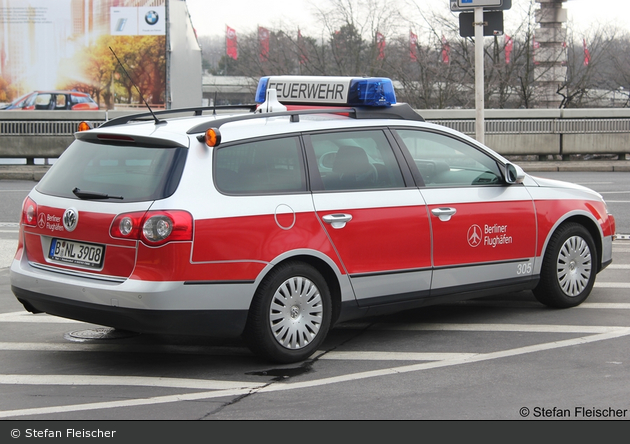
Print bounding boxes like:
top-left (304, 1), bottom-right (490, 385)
top-left (255, 76), bottom-right (396, 107)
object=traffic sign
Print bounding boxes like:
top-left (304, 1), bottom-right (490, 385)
top-left (450, 0), bottom-right (511, 12)
top-left (458, 0), bottom-right (501, 6)
top-left (459, 11), bottom-right (504, 37)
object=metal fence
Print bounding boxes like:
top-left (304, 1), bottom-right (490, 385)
top-left (2, 118), bottom-right (629, 136)
top-left (1, 110), bottom-right (629, 161)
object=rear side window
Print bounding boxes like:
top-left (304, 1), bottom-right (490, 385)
top-left (214, 137), bottom-right (306, 194)
top-left (310, 130), bottom-right (405, 191)
top-left (36, 140), bottom-right (186, 202)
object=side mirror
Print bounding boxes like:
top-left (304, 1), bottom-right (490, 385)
top-left (505, 163), bottom-right (525, 184)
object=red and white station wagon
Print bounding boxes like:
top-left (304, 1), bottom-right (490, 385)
top-left (10, 76), bottom-right (616, 363)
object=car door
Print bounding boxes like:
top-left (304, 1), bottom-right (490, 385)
top-left (305, 129), bottom-right (432, 306)
top-left (392, 128), bottom-right (537, 296)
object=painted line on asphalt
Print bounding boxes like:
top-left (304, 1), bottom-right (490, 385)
top-left (360, 323), bottom-right (623, 334)
top-left (1, 327), bottom-right (628, 419)
top-left (0, 342), bottom-right (252, 357)
top-left (577, 303), bottom-right (630, 309)
top-left (317, 351), bottom-right (478, 361)
top-left (594, 282), bottom-right (630, 288)
top-left (0, 312), bottom-right (82, 323)
top-left (0, 374), bottom-right (265, 391)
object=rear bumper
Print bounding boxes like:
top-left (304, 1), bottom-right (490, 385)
top-left (9, 256), bottom-right (255, 337)
top-left (12, 285), bottom-right (248, 337)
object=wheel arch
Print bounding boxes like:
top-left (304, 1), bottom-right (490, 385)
top-left (542, 212), bottom-right (604, 273)
top-left (252, 251), bottom-right (347, 327)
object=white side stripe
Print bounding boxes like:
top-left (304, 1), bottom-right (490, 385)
top-left (316, 351), bottom-right (477, 361)
top-left (594, 282), bottom-right (630, 288)
top-left (0, 374), bottom-right (265, 391)
top-left (0, 312), bottom-right (82, 323)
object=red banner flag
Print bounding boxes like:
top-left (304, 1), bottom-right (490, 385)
top-left (505, 34), bottom-right (513, 64)
top-left (226, 26), bottom-right (238, 60)
top-left (298, 29), bottom-right (308, 65)
top-left (376, 32), bottom-right (385, 60)
top-left (441, 35), bottom-right (450, 64)
top-left (583, 38), bottom-right (591, 66)
top-left (409, 31), bottom-right (418, 61)
top-left (259, 27), bottom-right (270, 62)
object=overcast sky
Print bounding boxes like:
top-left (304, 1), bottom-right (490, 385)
top-left (185, 0), bottom-right (629, 39)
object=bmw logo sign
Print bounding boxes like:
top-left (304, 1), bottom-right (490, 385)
top-left (145, 10), bottom-right (159, 26)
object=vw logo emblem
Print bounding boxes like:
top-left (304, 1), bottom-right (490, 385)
top-left (467, 224), bottom-right (482, 248)
top-left (145, 10), bottom-right (159, 26)
top-left (63, 208), bottom-right (79, 232)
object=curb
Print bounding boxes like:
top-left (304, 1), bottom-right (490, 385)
top-left (518, 161), bottom-right (630, 173)
top-left (0, 166), bottom-right (50, 181)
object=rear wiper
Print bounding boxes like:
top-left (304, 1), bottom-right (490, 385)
top-left (72, 187), bottom-right (124, 200)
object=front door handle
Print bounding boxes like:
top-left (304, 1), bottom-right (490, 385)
top-left (322, 213), bottom-right (353, 229)
top-left (431, 207), bottom-right (457, 222)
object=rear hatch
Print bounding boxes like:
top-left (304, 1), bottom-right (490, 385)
top-left (20, 135), bottom-right (188, 280)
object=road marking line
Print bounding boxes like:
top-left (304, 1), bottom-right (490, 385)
top-left (316, 351), bottom-right (478, 361)
top-left (0, 342), bottom-right (252, 357)
top-left (0, 374), bottom-right (265, 391)
top-left (359, 324), bottom-right (622, 334)
top-left (594, 282), bottom-right (630, 288)
top-left (1, 327), bottom-right (628, 418)
top-left (578, 303), bottom-right (630, 309)
top-left (0, 312), bottom-right (82, 323)
top-left (606, 264), bottom-right (630, 269)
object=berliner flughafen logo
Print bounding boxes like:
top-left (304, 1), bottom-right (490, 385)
top-left (145, 10), bottom-right (159, 26)
top-left (467, 224), bottom-right (482, 248)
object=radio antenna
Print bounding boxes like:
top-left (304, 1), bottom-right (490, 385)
top-left (109, 47), bottom-right (165, 125)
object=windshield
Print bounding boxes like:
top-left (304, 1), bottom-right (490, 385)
top-left (36, 140), bottom-right (187, 202)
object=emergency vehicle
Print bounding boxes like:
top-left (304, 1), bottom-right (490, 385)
top-left (10, 76), bottom-right (616, 363)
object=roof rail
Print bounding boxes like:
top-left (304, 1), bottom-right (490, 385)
top-left (98, 104), bottom-right (258, 128)
top-left (186, 103), bottom-right (424, 135)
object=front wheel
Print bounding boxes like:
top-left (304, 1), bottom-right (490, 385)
top-left (533, 223), bottom-right (598, 308)
top-left (243, 261), bottom-right (332, 363)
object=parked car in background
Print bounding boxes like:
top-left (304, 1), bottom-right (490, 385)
top-left (1, 90), bottom-right (98, 110)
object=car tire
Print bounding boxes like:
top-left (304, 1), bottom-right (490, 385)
top-left (533, 222), bottom-right (597, 308)
top-left (243, 261), bottom-right (332, 363)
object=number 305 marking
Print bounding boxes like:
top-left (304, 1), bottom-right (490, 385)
top-left (517, 262), bottom-right (532, 275)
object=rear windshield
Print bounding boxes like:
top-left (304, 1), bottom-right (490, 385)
top-left (36, 140), bottom-right (187, 202)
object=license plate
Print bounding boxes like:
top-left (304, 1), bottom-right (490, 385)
top-left (48, 238), bottom-right (105, 269)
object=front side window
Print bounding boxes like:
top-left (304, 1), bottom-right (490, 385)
top-left (214, 137), bottom-right (306, 194)
top-left (34, 94), bottom-right (53, 110)
top-left (310, 130), bottom-right (405, 191)
top-left (395, 129), bottom-right (503, 187)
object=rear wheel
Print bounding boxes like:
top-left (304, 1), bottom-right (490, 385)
top-left (533, 223), bottom-right (597, 308)
top-left (244, 261), bottom-right (332, 363)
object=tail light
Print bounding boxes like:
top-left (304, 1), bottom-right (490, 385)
top-left (22, 197), bottom-right (38, 227)
top-left (110, 210), bottom-right (193, 246)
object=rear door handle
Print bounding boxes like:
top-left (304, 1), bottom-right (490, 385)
top-left (322, 213), bottom-right (353, 229)
top-left (431, 207), bottom-right (457, 222)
